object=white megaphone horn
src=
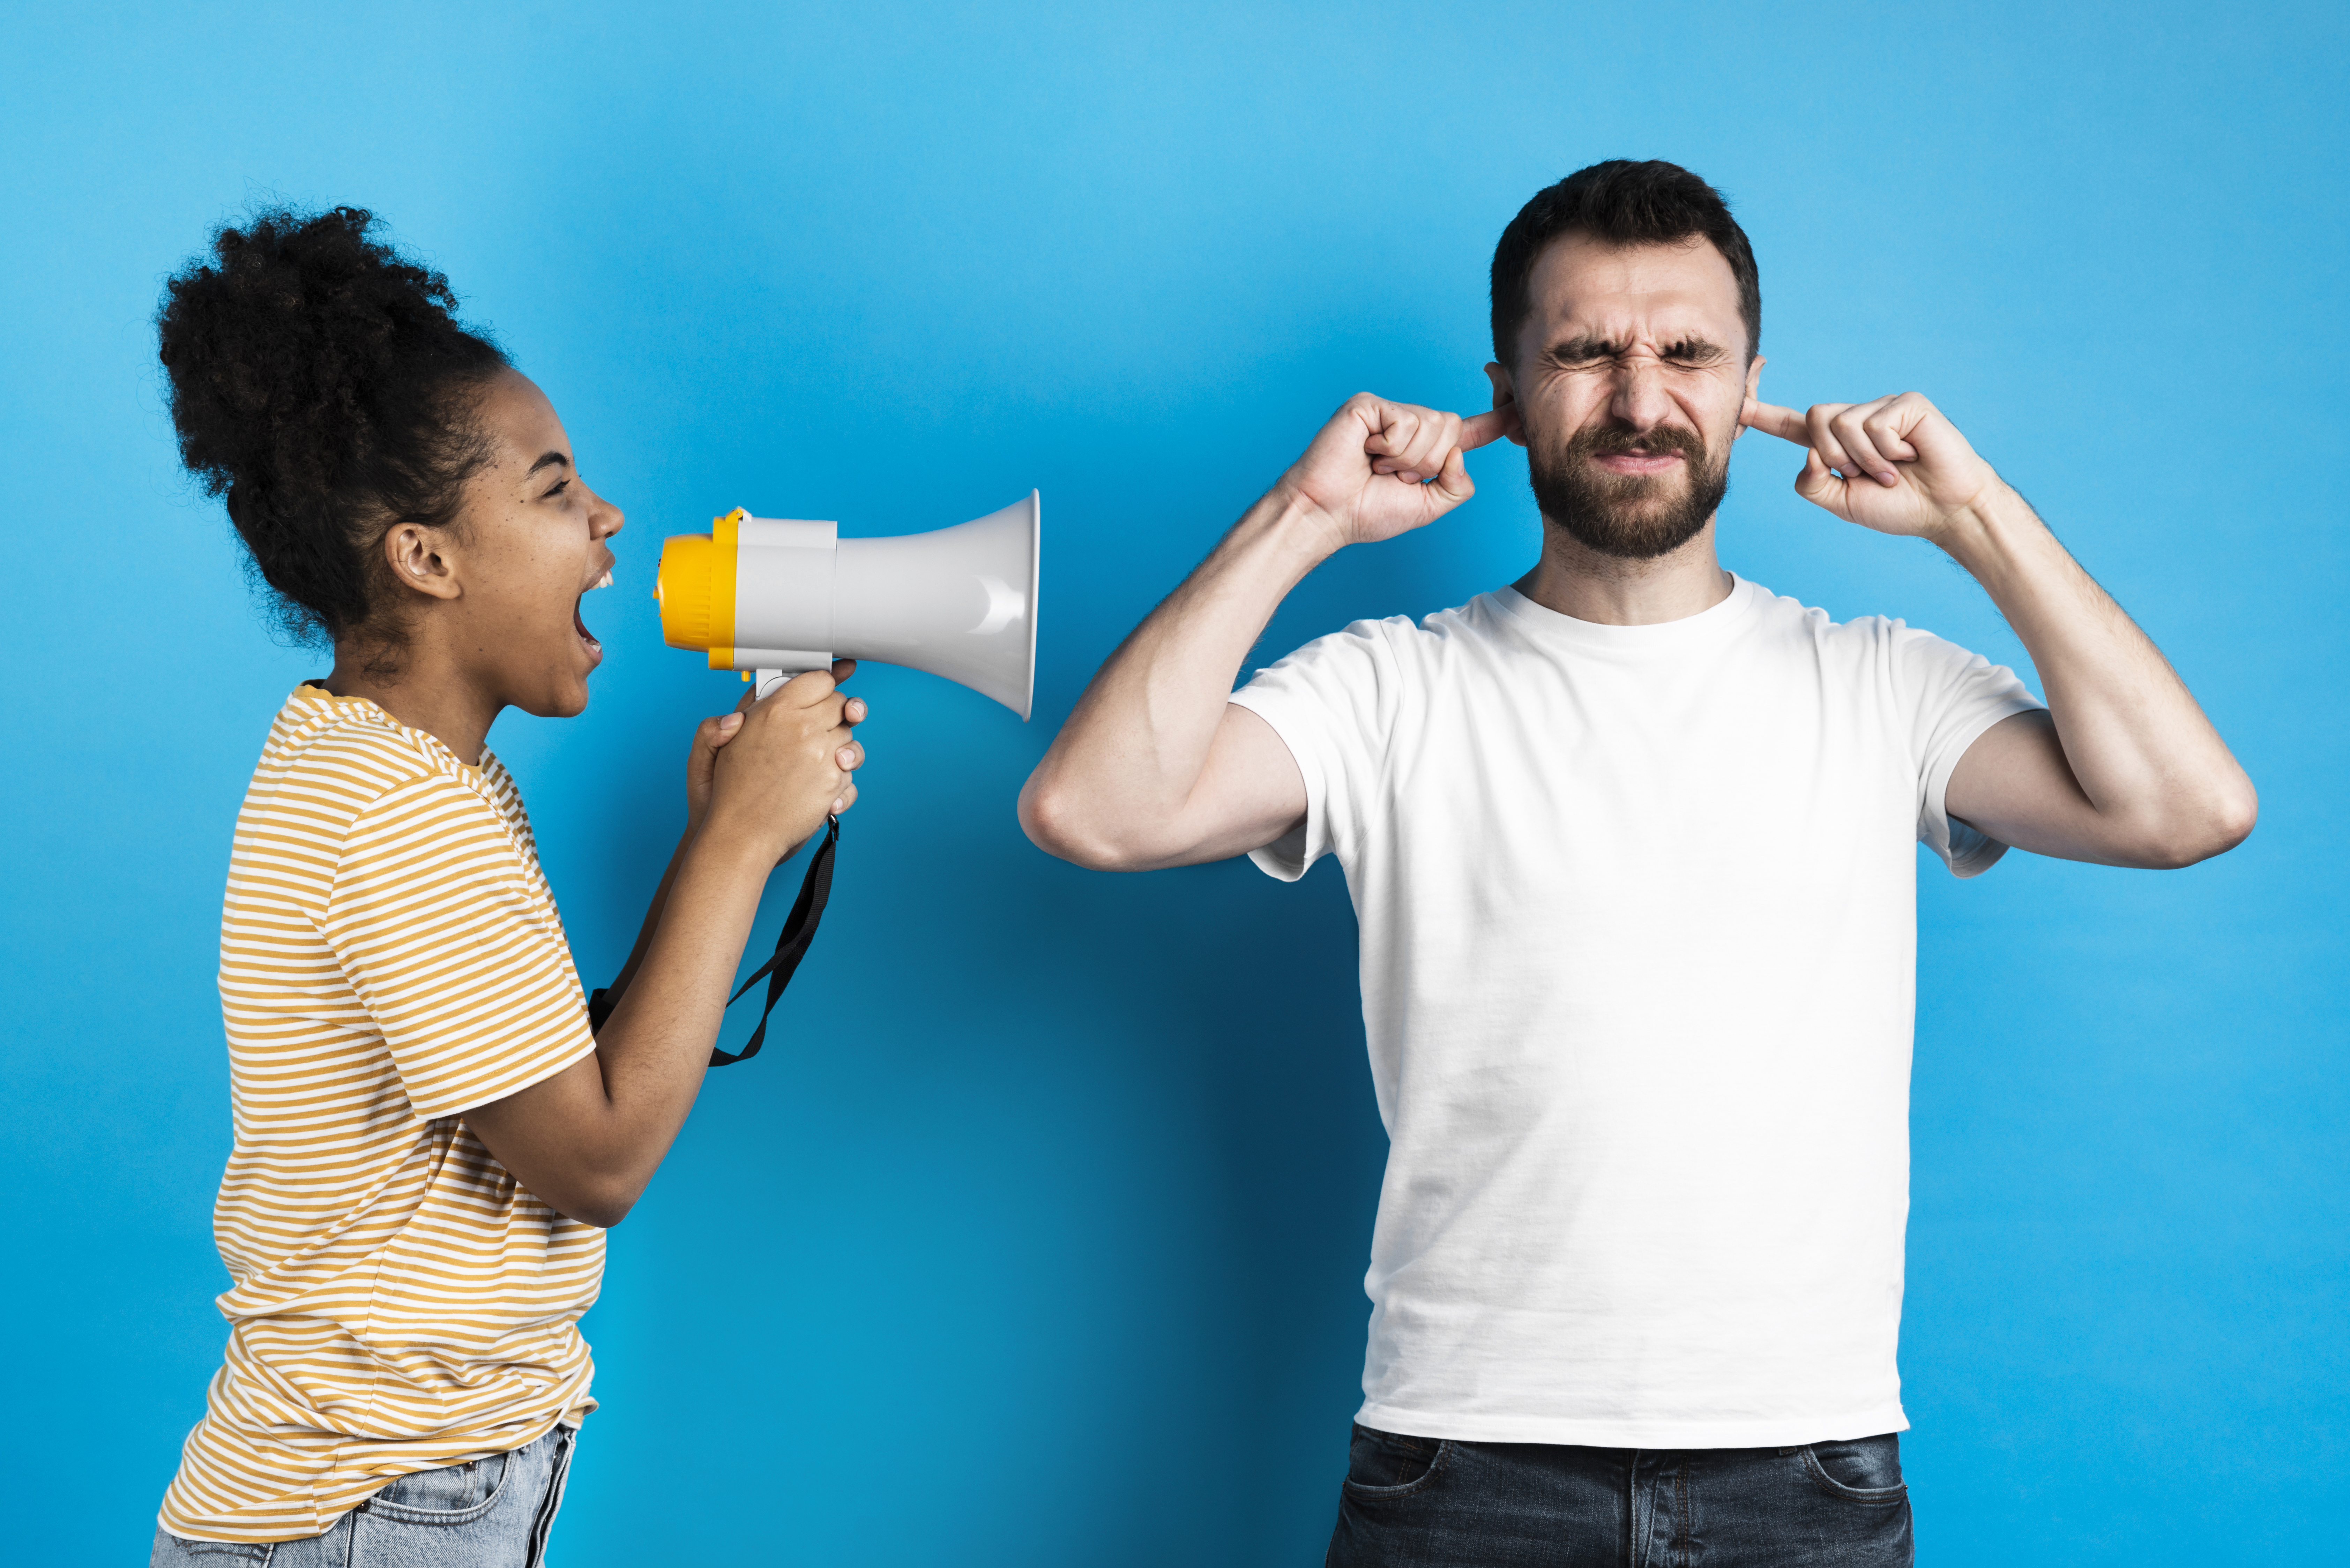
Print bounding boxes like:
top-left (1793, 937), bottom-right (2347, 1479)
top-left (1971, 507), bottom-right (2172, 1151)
top-left (656, 491), bottom-right (1040, 719)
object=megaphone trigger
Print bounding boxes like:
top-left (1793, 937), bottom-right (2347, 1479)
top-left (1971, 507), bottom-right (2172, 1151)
top-left (657, 490), bottom-right (1040, 720)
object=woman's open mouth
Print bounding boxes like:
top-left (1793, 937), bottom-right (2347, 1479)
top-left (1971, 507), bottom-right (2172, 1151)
top-left (575, 568), bottom-right (613, 664)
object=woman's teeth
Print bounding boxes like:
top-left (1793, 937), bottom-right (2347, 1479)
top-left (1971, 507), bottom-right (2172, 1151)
top-left (592, 569), bottom-right (613, 590)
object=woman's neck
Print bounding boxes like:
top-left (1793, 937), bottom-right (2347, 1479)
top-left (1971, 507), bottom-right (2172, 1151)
top-left (323, 639), bottom-right (501, 766)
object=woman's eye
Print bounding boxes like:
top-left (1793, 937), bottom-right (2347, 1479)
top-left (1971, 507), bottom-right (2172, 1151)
top-left (546, 478), bottom-right (571, 499)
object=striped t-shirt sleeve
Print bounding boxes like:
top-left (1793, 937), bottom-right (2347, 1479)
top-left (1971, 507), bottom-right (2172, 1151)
top-left (322, 770), bottom-right (597, 1118)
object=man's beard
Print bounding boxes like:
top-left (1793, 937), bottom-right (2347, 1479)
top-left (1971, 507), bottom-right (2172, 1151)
top-left (1527, 421), bottom-right (1731, 561)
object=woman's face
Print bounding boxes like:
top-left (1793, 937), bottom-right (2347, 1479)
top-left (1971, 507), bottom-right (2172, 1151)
top-left (438, 369), bottom-right (625, 719)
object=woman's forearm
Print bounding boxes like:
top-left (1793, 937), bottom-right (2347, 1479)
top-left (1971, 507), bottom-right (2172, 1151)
top-left (467, 668), bottom-right (861, 1226)
top-left (471, 823), bottom-right (774, 1226)
top-left (602, 824), bottom-right (699, 1010)
top-left (588, 824), bottom-right (773, 1123)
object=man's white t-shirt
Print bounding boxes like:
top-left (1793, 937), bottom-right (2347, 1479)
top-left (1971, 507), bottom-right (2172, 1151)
top-left (1226, 575), bottom-right (2042, 1448)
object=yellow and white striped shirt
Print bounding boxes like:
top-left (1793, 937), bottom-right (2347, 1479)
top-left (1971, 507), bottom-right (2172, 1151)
top-left (161, 685), bottom-right (604, 1543)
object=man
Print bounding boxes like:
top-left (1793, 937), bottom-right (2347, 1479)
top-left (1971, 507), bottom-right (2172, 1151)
top-left (1019, 160), bottom-right (2254, 1565)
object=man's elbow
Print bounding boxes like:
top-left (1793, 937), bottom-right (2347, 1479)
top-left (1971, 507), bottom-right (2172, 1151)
top-left (2208, 781), bottom-right (2261, 856)
top-left (1018, 777), bottom-right (1154, 872)
top-left (2122, 783), bottom-right (2259, 869)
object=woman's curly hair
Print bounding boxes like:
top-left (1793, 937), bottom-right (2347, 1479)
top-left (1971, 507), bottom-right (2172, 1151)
top-left (157, 206), bottom-right (509, 650)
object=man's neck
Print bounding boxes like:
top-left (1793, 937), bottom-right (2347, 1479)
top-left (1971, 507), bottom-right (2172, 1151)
top-left (1511, 519), bottom-right (1733, 627)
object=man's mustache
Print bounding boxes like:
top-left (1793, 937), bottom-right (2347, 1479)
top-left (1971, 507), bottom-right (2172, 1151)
top-left (1560, 424), bottom-right (1710, 464)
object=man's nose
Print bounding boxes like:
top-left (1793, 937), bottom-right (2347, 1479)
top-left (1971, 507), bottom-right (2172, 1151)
top-left (1606, 359), bottom-right (1673, 432)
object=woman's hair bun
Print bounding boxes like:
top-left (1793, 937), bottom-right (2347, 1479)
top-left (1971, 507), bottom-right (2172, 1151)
top-left (157, 206), bottom-right (509, 648)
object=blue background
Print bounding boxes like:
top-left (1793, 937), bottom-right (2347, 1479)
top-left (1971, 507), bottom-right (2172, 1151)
top-left (2, 3), bottom-right (2343, 1562)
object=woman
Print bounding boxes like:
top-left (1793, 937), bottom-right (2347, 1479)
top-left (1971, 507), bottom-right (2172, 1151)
top-left (149, 206), bottom-right (863, 1565)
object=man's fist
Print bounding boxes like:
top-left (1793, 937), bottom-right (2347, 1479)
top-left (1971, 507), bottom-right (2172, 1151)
top-left (1277, 393), bottom-right (1519, 549)
top-left (1741, 392), bottom-right (2001, 540)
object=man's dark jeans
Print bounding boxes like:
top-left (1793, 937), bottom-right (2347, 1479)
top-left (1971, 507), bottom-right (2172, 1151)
top-left (1327, 1423), bottom-right (1913, 1567)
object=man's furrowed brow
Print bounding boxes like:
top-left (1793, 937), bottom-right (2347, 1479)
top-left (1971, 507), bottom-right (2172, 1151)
top-left (527, 451), bottom-right (572, 476)
top-left (1548, 333), bottom-right (1730, 362)
top-left (1548, 334), bottom-right (1622, 361)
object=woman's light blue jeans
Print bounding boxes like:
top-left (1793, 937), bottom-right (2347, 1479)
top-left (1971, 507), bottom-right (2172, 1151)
top-left (151, 1424), bottom-right (575, 1567)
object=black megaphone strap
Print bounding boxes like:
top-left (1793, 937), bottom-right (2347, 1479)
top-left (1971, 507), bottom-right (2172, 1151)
top-left (712, 813), bottom-right (840, 1065)
top-left (585, 813), bottom-right (840, 1067)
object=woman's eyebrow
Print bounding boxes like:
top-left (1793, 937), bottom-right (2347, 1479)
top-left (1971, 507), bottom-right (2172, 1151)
top-left (527, 451), bottom-right (572, 477)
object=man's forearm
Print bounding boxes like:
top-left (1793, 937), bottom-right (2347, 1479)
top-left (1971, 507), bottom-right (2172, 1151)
top-left (1937, 482), bottom-right (2256, 856)
top-left (1021, 486), bottom-right (1334, 859)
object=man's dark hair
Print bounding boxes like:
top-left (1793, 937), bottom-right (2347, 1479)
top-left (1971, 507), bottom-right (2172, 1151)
top-left (1490, 160), bottom-right (1761, 368)
top-left (158, 205), bottom-right (510, 651)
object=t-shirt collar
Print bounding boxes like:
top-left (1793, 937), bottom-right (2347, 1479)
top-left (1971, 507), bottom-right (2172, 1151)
top-left (1489, 573), bottom-right (1763, 660)
top-left (290, 682), bottom-right (491, 774)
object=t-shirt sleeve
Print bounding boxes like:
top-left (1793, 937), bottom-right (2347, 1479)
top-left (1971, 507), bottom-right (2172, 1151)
top-left (322, 772), bottom-right (598, 1119)
top-left (1226, 619), bottom-right (1403, 881)
top-left (1893, 624), bottom-right (2047, 879)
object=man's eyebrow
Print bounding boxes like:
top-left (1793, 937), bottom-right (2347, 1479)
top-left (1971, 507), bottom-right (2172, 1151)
top-left (1547, 334), bottom-right (1729, 361)
top-left (527, 451), bottom-right (572, 477)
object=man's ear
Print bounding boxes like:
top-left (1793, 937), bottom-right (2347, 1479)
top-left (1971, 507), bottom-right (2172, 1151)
top-left (1484, 361), bottom-right (1528, 448)
top-left (1736, 354), bottom-right (1768, 440)
top-left (381, 522), bottom-right (464, 603)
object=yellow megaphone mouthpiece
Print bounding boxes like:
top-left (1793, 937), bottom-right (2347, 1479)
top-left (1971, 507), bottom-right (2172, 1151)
top-left (654, 511), bottom-right (738, 658)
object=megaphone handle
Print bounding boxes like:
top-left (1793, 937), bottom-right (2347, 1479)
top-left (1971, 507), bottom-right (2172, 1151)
top-left (709, 812), bottom-right (841, 1066)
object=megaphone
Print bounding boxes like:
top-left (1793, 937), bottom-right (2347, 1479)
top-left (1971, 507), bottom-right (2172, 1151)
top-left (656, 491), bottom-right (1040, 719)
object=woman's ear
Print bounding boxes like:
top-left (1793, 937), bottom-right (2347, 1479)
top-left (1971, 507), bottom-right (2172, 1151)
top-left (381, 522), bottom-right (463, 602)
top-left (1484, 362), bottom-right (1528, 448)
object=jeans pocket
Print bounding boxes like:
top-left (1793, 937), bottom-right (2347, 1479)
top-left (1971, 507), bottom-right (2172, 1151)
top-left (1341, 1424), bottom-right (1452, 1498)
top-left (361, 1448), bottom-right (515, 1526)
top-left (1800, 1434), bottom-right (1908, 1503)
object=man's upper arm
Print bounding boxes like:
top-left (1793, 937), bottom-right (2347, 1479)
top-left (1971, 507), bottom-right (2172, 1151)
top-left (1946, 708), bottom-right (2135, 866)
top-left (1893, 623), bottom-right (2044, 877)
top-left (1145, 703), bottom-right (1307, 869)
